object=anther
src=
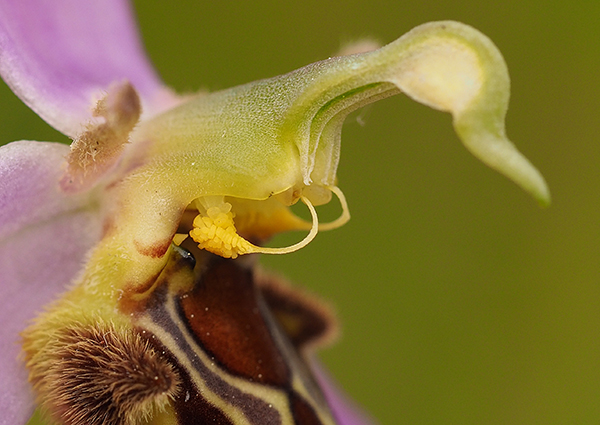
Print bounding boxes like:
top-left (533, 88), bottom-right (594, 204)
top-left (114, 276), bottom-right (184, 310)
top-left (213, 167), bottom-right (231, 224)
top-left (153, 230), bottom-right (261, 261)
top-left (189, 196), bottom-right (321, 258)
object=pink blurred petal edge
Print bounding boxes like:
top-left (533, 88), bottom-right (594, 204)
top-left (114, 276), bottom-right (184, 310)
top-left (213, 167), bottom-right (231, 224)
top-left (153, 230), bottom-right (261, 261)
top-left (312, 360), bottom-right (379, 425)
top-left (0, 141), bottom-right (103, 425)
top-left (0, 0), bottom-right (178, 138)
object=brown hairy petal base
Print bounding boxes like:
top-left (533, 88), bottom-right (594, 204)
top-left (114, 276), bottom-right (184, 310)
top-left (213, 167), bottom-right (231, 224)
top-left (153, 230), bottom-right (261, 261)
top-left (32, 321), bottom-right (180, 425)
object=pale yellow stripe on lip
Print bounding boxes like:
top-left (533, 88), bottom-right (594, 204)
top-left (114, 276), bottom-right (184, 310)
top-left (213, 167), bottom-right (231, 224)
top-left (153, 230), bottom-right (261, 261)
top-left (136, 293), bottom-right (296, 425)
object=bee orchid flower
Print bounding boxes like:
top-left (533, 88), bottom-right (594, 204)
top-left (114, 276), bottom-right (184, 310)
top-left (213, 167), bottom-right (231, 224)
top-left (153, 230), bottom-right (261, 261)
top-left (0, 1), bottom-right (549, 425)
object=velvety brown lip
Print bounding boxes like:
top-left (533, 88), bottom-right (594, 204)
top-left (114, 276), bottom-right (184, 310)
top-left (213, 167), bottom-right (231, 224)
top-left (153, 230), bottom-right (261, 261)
top-left (180, 259), bottom-right (290, 386)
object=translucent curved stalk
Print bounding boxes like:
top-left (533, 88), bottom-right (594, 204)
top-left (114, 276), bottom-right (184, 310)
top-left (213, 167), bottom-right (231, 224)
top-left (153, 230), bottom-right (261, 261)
top-left (129, 21), bottom-right (549, 216)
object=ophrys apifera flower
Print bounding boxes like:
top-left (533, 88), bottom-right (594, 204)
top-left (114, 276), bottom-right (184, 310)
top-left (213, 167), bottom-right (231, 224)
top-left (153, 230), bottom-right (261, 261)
top-left (0, 1), bottom-right (549, 424)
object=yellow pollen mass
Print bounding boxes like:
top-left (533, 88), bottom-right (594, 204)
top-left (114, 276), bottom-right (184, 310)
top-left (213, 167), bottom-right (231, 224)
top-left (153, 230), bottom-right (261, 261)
top-left (189, 206), bottom-right (253, 259)
top-left (189, 187), bottom-right (348, 259)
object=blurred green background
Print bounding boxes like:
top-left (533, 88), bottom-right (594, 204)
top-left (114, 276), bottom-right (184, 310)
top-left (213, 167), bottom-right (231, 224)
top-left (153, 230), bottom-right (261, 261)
top-left (4, 1), bottom-right (599, 424)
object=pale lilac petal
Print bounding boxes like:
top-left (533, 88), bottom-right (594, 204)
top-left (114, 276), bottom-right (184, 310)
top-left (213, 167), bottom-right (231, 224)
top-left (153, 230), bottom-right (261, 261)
top-left (0, 0), bottom-right (179, 138)
top-left (0, 141), bottom-right (97, 238)
top-left (0, 141), bottom-right (102, 424)
top-left (312, 361), bottom-right (378, 425)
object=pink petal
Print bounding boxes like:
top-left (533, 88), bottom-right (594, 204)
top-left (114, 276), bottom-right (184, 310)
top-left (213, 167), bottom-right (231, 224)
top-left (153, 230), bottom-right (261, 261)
top-left (0, 141), bottom-right (102, 424)
top-left (312, 361), bottom-right (379, 425)
top-left (0, 0), bottom-right (178, 138)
